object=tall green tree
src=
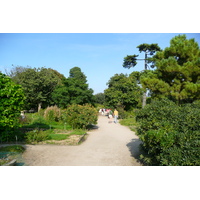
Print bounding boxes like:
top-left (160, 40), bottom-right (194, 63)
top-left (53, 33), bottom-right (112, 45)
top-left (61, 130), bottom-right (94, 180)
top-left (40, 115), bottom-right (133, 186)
top-left (94, 93), bottom-right (105, 105)
top-left (141, 34), bottom-right (200, 104)
top-left (123, 43), bottom-right (161, 107)
top-left (9, 66), bottom-right (64, 111)
top-left (0, 73), bottom-right (25, 140)
top-left (104, 73), bottom-right (142, 110)
top-left (52, 67), bottom-right (95, 107)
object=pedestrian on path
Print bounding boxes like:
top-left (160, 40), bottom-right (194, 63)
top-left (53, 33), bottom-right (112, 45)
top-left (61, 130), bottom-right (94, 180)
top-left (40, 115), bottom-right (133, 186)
top-left (114, 109), bottom-right (118, 123)
top-left (108, 109), bottom-right (113, 123)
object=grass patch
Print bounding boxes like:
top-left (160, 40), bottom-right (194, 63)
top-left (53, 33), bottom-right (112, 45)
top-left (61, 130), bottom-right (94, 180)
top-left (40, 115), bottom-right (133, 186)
top-left (70, 129), bottom-right (86, 136)
top-left (48, 134), bottom-right (69, 141)
top-left (47, 130), bottom-right (86, 141)
top-left (119, 117), bottom-right (138, 132)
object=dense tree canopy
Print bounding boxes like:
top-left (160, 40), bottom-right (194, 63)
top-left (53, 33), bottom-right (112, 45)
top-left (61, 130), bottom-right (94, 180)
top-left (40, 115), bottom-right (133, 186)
top-left (52, 67), bottom-right (95, 108)
top-left (9, 66), bottom-right (64, 111)
top-left (141, 34), bottom-right (200, 104)
top-left (94, 93), bottom-right (105, 105)
top-left (0, 73), bottom-right (25, 136)
top-left (104, 73), bottom-right (143, 110)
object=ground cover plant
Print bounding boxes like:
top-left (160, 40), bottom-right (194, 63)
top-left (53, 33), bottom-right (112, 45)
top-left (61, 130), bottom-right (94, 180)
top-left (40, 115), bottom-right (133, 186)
top-left (135, 99), bottom-right (200, 166)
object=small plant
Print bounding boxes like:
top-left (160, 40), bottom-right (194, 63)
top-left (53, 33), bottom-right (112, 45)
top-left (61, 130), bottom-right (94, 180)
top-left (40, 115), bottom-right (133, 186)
top-left (25, 129), bottom-right (49, 144)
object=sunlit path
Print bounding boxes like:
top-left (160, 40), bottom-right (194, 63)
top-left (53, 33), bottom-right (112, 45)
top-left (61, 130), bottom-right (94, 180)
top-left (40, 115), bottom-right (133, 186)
top-left (23, 115), bottom-right (142, 166)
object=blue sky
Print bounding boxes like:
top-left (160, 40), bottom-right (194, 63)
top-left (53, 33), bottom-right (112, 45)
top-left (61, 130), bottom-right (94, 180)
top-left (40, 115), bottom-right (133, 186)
top-left (0, 33), bottom-right (200, 94)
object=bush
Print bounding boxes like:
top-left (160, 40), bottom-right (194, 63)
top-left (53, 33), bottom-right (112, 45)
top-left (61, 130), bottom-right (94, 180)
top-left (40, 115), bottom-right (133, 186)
top-left (136, 99), bottom-right (200, 166)
top-left (65, 104), bottom-right (98, 129)
top-left (44, 106), bottom-right (61, 122)
top-left (0, 73), bottom-right (25, 142)
top-left (25, 129), bottom-right (49, 144)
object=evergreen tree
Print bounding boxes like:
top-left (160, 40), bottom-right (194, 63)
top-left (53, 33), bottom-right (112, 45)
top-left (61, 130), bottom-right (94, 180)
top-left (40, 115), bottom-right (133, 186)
top-left (141, 34), bottom-right (200, 104)
top-left (52, 67), bottom-right (95, 107)
top-left (123, 43), bottom-right (161, 107)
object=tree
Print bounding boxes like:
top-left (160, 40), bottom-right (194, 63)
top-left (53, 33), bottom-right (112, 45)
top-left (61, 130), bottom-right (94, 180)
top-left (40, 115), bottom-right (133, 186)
top-left (104, 73), bottom-right (143, 110)
top-left (123, 43), bottom-right (161, 107)
top-left (94, 93), bottom-right (105, 105)
top-left (9, 66), bottom-right (64, 111)
top-left (0, 73), bottom-right (25, 141)
top-left (141, 34), bottom-right (200, 104)
top-left (52, 67), bottom-right (95, 107)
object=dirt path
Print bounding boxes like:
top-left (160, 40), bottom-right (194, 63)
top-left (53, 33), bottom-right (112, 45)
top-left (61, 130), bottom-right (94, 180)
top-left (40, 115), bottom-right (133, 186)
top-left (22, 115), bottom-right (142, 166)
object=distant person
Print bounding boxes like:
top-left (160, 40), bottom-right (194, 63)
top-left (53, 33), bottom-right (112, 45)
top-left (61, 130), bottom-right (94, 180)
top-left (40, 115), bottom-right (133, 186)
top-left (108, 109), bottom-right (113, 123)
top-left (114, 109), bottom-right (118, 123)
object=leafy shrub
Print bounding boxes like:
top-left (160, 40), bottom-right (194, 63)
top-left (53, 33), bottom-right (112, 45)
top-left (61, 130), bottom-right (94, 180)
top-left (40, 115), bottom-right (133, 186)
top-left (65, 104), bottom-right (98, 129)
top-left (0, 73), bottom-right (25, 142)
top-left (44, 106), bottom-right (61, 122)
top-left (136, 99), bottom-right (200, 166)
top-left (25, 129), bottom-right (49, 144)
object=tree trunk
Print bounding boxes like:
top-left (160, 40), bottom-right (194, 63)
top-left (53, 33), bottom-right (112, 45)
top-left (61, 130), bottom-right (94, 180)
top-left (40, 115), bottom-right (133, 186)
top-left (142, 52), bottom-right (148, 108)
top-left (38, 102), bottom-right (42, 112)
top-left (142, 91), bottom-right (147, 108)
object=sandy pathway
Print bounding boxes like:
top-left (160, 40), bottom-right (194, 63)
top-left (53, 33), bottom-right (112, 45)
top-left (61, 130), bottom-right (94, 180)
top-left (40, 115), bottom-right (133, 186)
top-left (22, 115), bottom-right (142, 166)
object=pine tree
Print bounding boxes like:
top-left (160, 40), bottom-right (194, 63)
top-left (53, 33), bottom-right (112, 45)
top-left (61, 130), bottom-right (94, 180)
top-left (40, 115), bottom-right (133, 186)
top-left (141, 34), bottom-right (200, 104)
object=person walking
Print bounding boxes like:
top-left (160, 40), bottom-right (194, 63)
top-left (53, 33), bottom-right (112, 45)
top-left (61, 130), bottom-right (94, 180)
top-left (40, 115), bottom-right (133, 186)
top-left (108, 109), bottom-right (113, 123)
top-left (114, 109), bottom-right (118, 123)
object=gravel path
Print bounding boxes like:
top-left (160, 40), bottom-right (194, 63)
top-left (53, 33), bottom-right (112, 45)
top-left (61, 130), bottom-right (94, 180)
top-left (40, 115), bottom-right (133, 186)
top-left (22, 115), bottom-right (142, 166)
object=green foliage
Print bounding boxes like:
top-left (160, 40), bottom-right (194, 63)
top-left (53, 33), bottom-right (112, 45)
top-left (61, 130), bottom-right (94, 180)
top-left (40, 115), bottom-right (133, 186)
top-left (0, 145), bottom-right (25, 153)
top-left (52, 67), bottom-right (95, 108)
top-left (104, 73), bottom-right (143, 110)
top-left (123, 44), bottom-right (161, 69)
top-left (137, 43), bottom-right (161, 55)
top-left (94, 93), bottom-right (105, 105)
top-left (142, 34), bottom-right (200, 104)
top-left (136, 99), bottom-right (200, 166)
top-left (0, 73), bottom-right (25, 141)
top-left (9, 66), bottom-right (64, 111)
top-left (22, 112), bottom-right (71, 130)
top-left (123, 54), bottom-right (138, 69)
top-left (25, 129), bottom-right (49, 144)
top-left (65, 104), bottom-right (98, 129)
top-left (44, 105), bottom-right (61, 122)
top-left (48, 133), bottom-right (69, 141)
top-left (70, 129), bottom-right (86, 135)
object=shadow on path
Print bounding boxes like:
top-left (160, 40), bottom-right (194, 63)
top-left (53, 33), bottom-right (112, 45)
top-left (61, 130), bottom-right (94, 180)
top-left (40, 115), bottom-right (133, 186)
top-left (126, 138), bottom-right (143, 165)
